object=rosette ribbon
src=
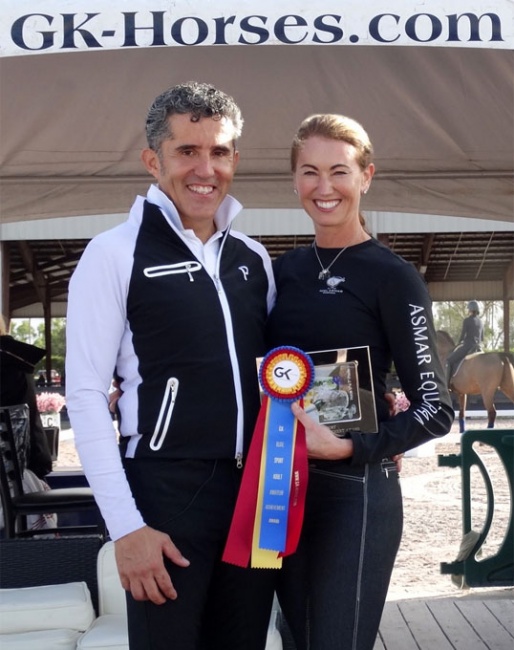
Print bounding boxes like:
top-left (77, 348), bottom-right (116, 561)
top-left (223, 346), bottom-right (314, 569)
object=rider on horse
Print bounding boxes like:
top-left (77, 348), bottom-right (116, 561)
top-left (446, 300), bottom-right (484, 389)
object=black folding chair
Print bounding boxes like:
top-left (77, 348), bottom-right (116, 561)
top-left (0, 404), bottom-right (105, 539)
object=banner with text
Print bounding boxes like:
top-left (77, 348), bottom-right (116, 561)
top-left (1, 0), bottom-right (512, 57)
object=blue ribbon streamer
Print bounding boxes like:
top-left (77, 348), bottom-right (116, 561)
top-left (259, 399), bottom-right (296, 552)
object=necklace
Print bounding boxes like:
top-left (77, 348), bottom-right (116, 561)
top-left (312, 241), bottom-right (347, 280)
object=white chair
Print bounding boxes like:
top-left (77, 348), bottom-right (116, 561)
top-left (0, 581), bottom-right (95, 650)
top-left (0, 539), bottom-right (282, 650)
top-left (77, 541), bottom-right (128, 650)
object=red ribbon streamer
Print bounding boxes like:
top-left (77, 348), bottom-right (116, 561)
top-left (222, 396), bottom-right (308, 568)
top-left (281, 415), bottom-right (308, 557)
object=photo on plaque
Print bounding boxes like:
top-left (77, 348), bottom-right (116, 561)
top-left (257, 347), bottom-right (378, 436)
top-left (304, 347), bottom-right (378, 436)
top-left (304, 360), bottom-right (360, 425)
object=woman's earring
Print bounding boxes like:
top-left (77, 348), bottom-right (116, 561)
top-left (293, 188), bottom-right (298, 195)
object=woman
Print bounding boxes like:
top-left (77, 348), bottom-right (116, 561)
top-left (267, 114), bottom-right (454, 650)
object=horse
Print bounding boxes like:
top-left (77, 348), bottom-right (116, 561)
top-left (436, 330), bottom-right (514, 432)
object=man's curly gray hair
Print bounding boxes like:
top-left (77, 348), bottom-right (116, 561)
top-left (145, 81), bottom-right (244, 152)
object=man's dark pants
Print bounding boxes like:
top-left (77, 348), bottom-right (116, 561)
top-left (123, 457), bottom-right (276, 650)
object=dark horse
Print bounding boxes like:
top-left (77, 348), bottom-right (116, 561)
top-left (436, 330), bottom-right (514, 432)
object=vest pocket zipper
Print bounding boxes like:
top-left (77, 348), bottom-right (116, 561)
top-left (150, 377), bottom-right (179, 451)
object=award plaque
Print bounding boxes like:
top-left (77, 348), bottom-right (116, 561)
top-left (304, 347), bottom-right (378, 435)
top-left (258, 346), bottom-right (378, 436)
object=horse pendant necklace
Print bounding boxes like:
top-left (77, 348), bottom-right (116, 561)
top-left (313, 241), bottom-right (348, 281)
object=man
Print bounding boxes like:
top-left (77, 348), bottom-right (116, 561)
top-left (446, 300), bottom-right (484, 388)
top-left (66, 82), bottom-right (276, 649)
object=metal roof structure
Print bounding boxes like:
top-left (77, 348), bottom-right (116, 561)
top-left (5, 229), bottom-right (513, 317)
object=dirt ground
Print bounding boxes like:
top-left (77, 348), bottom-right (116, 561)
top-left (389, 415), bottom-right (513, 601)
top-left (55, 414), bottom-right (514, 602)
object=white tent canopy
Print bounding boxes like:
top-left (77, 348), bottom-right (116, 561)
top-left (1, 0), bottom-right (513, 225)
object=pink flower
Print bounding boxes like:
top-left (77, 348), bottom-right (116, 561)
top-left (394, 390), bottom-right (410, 414)
top-left (36, 392), bottom-right (66, 413)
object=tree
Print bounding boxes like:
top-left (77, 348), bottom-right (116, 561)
top-left (9, 317), bottom-right (66, 374)
top-left (10, 319), bottom-right (38, 344)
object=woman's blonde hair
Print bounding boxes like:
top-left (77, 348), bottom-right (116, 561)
top-left (291, 113), bottom-right (374, 172)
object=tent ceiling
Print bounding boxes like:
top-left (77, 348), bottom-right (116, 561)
top-left (1, 44), bottom-right (513, 223)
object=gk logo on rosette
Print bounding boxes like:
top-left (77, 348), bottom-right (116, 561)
top-left (223, 347), bottom-right (314, 569)
top-left (262, 348), bottom-right (312, 400)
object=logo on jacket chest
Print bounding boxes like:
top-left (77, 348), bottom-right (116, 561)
top-left (319, 276), bottom-right (346, 294)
